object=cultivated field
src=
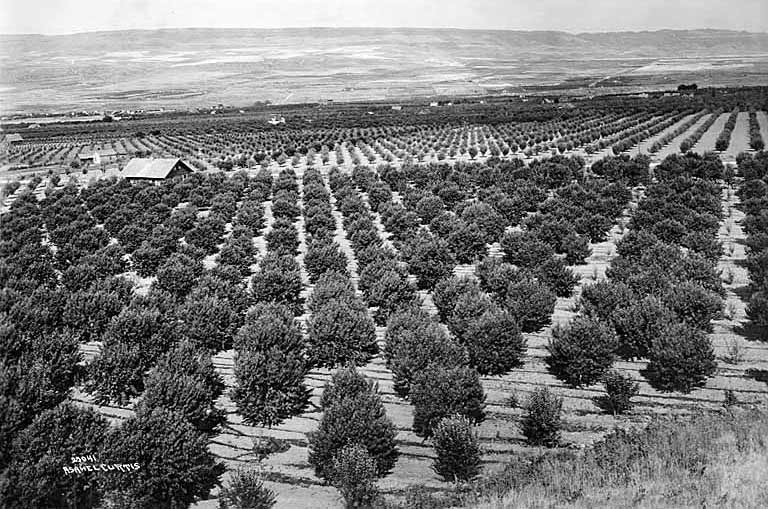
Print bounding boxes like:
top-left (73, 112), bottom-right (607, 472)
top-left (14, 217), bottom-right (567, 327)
top-left (3, 89), bottom-right (768, 508)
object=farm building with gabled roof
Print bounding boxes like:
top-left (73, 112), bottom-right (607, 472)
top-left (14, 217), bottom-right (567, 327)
top-left (79, 148), bottom-right (118, 165)
top-left (4, 133), bottom-right (23, 143)
top-left (122, 158), bottom-right (194, 182)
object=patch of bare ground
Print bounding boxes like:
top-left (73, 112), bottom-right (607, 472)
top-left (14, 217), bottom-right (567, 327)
top-left (724, 112), bottom-right (752, 162)
top-left (758, 111), bottom-right (768, 146)
top-left (693, 112), bottom-right (729, 154)
top-left (629, 113), bottom-right (704, 158)
top-left (654, 112), bottom-right (710, 161)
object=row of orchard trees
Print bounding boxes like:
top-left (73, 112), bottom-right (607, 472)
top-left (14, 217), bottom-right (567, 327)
top-left (547, 152), bottom-right (726, 398)
top-left (0, 171), bottom-right (281, 507)
top-left (739, 152), bottom-right (768, 333)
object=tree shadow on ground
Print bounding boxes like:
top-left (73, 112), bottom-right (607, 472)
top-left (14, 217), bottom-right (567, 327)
top-left (734, 322), bottom-right (768, 342)
top-left (745, 369), bottom-right (768, 385)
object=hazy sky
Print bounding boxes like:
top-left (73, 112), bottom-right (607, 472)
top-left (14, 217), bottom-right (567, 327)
top-left (1, 0), bottom-right (766, 35)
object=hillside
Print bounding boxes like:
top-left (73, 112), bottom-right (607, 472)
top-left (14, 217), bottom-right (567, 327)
top-left (1, 28), bottom-right (768, 114)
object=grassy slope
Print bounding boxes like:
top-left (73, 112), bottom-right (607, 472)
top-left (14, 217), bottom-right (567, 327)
top-left (466, 407), bottom-right (768, 509)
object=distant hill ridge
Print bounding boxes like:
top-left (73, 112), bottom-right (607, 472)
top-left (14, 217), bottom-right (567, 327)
top-left (2, 27), bottom-right (768, 56)
top-left (1, 27), bottom-right (767, 115)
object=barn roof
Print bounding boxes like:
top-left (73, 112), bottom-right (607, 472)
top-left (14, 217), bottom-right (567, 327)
top-left (4, 133), bottom-right (23, 143)
top-left (122, 158), bottom-right (192, 179)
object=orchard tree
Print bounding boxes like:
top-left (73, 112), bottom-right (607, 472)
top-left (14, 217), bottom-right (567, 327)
top-left (447, 221), bottom-right (487, 264)
top-left (328, 444), bottom-right (380, 509)
top-left (385, 315), bottom-right (467, 398)
top-left (103, 407), bottom-right (224, 508)
top-left (546, 317), bottom-right (618, 388)
top-left (404, 232), bottom-right (456, 290)
top-left (612, 296), bottom-right (677, 360)
top-left (431, 414), bottom-right (482, 483)
top-left (641, 323), bottom-right (717, 393)
top-left (304, 240), bottom-right (349, 283)
top-left (533, 257), bottom-right (579, 298)
top-left (176, 292), bottom-right (238, 352)
top-left (154, 252), bottom-right (203, 300)
top-left (500, 231), bottom-right (554, 268)
top-left (521, 387), bottom-right (563, 447)
top-left (251, 253), bottom-right (304, 314)
top-left (0, 403), bottom-right (111, 509)
top-left (504, 279), bottom-right (557, 333)
top-left (366, 270), bottom-right (419, 325)
top-left (235, 303), bottom-right (304, 353)
top-left (307, 366), bottom-right (398, 480)
top-left (433, 275), bottom-right (482, 322)
top-left (232, 346), bottom-right (311, 428)
top-left (410, 366), bottom-right (486, 438)
top-left (137, 367), bottom-right (225, 434)
top-left (307, 301), bottom-right (378, 368)
top-left (463, 308), bottom-right (526, 376)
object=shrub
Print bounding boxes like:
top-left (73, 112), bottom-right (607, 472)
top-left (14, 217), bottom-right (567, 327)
top-left (329, 444), bottom-right (380, 509)
top-left (411, 366), bottom-right (486, 438)
top-left (218, 468), bottom-right (276, 509)
top-left (307, 367), bottom-right (398, 480)
top-left (546, 317), bottom-right (618, 388)
top-left (232, 347), bottom-right (311, 428)
top-left (641, 323), bottom-right (717, 393)
top-left (431, 414), bottom-right (482, 483)
top-left (594, 370), bottom-right (640, 415)
top-left (521, 387), bottom-right (563, 447)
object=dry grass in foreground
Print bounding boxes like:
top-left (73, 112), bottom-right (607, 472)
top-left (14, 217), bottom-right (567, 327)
top-left (387, 405), bottom-right (768, 509)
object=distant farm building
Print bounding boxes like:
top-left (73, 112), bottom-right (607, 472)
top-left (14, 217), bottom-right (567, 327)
top-left (268, 115), bottom-right (286, 125)
top-left (122, 158), bottom-right (194, 182)
top-left (4, 133), bottom-right (23, 144)
top-left (79, 148), bottom-right (118, 165)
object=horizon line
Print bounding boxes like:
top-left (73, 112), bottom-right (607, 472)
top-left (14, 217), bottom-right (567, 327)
top-left (1, 25), bottom-right (766, 37)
